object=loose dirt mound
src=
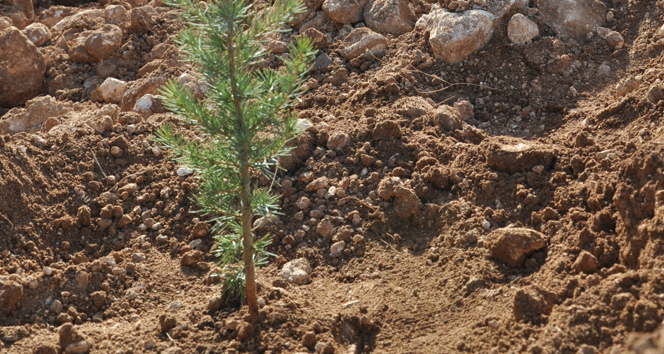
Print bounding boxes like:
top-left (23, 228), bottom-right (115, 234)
top-left (2, 0), bottom-right (664, 353)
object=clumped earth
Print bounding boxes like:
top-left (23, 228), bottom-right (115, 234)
top-left (2, 0), bottom-right (664, 353)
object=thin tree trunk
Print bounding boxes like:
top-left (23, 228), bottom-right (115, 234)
top-left (240, 163), bottom-right (259, 323)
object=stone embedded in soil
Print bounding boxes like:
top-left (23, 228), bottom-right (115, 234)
top-left (616, 77), bottom-right (639, 98)
top-left (484, 138), bottom-right (554, 174)
top-left (302, 331), bottom-right (317, 349)
top-left (372, 120), bottom-right (402, 140)
top-left (488, 228), bottom-right (546, 267)
top-left (236, 322), bottom-right (255, 341)
top-left (394, 96), bottom-right (433, 118)
top-left (181, 250), bottom-right (205, 267)
top-left (317, 218), bottom-right (335, 237)
top-left (507, 13), bottom-right (538, 45)
top-left (278, 258), bottom-right (311, 285)
top-left (21, 22), bottom-right (51, 46)
top-left (159, 314), bottom-right (177, 333)
top-left (322, 0), bottom-right (367, 24)
top-left (512, 287), bottom-right (554, 324)
top-left (364, 0), bottom-right (417, 36)
top-left (432, 105), bottom-right (463, 131)
top-left (105, 5), bottom-right (130, 27)
top-left (65, 340), bottom-right (92, 354)
top-left (647, 85), bottom-right (664, 104)
top-left (535, 0), bottom-right (606, 40)
top-left (330, 240), bottom-right (346, 254)
top-left (5, 0), bottom-right (34, 22)
top-left (192, 222), bottom-right (208, 239)
top-left (264, 40), bottom-right (288, 54)
top-left (68, 24), bottom-right (124, 63)
top-left (340, 27), bottom-right (388, 60)
top-left (327, 131), bottom-right (350, 151)
top-left (0, 95), bottom-right (71, 134)
top-left (100, 78), bottom-right (128, 104)
top-left (577, 344), bottom-right (599, 354)
top-left (377, 176), bottom-right (422, 220)
top-left (0, 280), bottom-right (23, 315)
top-left (58, 323), bottom-right (92, 353)
top-left (573, 251), bottom-right (598, 273)
top-left (0, 27), bottom-right (46, 107)
top-left (306, 176), bottom-right (330, 192)
top-left (131, 6), bottom-right (159, 32)
top-left (416, 7), bottom-right (495, 63)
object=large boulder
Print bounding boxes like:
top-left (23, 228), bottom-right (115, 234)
top-left (0, 27), bottom-right (46, 107)
top-left (534, 0), bottom-right (606, 40)
top-left (416, 7), bottom-right (495, 63)
top-left (364, 0), bottom-right (417, 36)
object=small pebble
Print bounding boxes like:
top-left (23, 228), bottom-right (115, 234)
top-left (43, 267), bottom-right (52, 276)
top-left (177, 167), bottom-right (194, 177)
top-left (330, 241), bottom-right (346, 255)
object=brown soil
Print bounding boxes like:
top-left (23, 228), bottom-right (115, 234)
top-left (3, 0), bottom-right (664, 354)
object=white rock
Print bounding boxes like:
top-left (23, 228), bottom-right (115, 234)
top-left (133, 94), bottom-right (156, 113)
top-left (43, 266), bottom-right (52, 276)
top-left (507, 13), bottom-right (538, 45)
top-left (278, 258), bottom-right (311, 285)
top-left (416, 8), bottom-right (495, 63)
top-left (100, 78), bottom-right (127, 104)
top-left (330, 240), bottom-right (346, 254)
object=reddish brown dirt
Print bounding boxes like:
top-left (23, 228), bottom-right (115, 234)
top-left (4, 0), bottom-right (664, 354)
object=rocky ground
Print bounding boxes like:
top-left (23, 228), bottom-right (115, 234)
top-left (2, 0), bottom-right (664, 353)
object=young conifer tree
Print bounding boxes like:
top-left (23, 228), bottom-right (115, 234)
top-left (155, 0), bottom-right (316, 323)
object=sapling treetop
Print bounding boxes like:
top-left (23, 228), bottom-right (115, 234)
top-left (155, 0), bottom-right (316, 323)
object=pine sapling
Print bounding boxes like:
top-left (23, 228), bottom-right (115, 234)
top-left (155, 0), bottom-right (316, 323)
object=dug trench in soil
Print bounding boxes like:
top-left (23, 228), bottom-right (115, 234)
top-left (3, 0), bottom-right (664, 353)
